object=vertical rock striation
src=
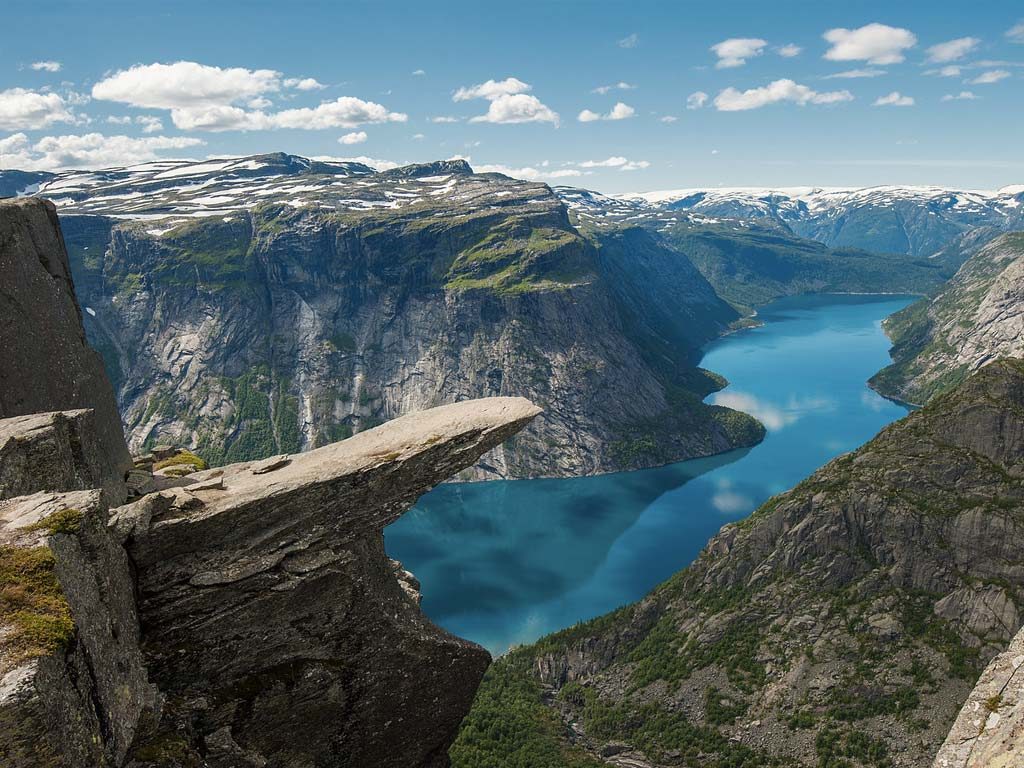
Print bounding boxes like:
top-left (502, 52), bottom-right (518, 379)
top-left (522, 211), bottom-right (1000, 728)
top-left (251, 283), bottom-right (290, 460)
top-left (0, 198), bottom-right (131, 502)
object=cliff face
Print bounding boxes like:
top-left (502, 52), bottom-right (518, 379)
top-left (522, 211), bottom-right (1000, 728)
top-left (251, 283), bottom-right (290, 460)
top-left (872, 232), bottom-right (1024, 404)
top-left (41, 155), bottom-right (760, 480)
top-left (453, 359), bottom-right (1024, 768)
top-left (0, 198), bottom-right (131, 501)
top-left (934, 623), bottom-right (1024, 768)
top-left (0, 196), bottom-right (542, 767)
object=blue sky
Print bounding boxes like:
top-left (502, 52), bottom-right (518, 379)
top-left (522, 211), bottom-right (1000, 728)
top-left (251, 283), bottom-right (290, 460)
top-left (1, 0), bottom-right (1022, 193)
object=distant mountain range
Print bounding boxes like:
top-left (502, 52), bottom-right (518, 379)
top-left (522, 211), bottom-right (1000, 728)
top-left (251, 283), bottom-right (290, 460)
top-left (618, 184), bottom-right (1024, 258)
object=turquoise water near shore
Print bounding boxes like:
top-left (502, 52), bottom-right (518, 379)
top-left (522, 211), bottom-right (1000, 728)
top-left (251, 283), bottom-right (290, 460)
top-left (385, 293), bottom-right (914, 654)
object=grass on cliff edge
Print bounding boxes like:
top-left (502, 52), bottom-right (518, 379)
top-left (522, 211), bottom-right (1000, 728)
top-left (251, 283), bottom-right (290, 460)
top-left (0, 543), bottom-right (75, 662)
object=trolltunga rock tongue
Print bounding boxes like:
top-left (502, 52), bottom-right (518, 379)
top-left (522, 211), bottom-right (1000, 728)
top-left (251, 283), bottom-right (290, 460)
top-left (112, 396), bottom-right (541, 768)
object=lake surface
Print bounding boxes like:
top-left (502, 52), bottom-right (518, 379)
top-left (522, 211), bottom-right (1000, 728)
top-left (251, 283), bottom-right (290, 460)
top-left (385, 294), bottom-right (914, 654)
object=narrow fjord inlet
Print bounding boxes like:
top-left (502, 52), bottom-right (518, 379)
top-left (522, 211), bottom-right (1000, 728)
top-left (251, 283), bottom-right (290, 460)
top-left (386, 293), bottom-right (914, 654)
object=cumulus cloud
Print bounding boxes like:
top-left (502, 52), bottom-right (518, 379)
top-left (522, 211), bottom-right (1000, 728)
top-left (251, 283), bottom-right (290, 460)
top-left (618, 33), bottom-right (639, 49)
top-left (30, 61), bottom-right (62, 72)
top-left (823, 68), bottom-right (887, 79)
top-left (578, 156), bottom-right (650, 171)
top-left (430, 116), bottom-right (460, 123)
top-left (591, 81), bottom-right (635, 95)
top-left (941, 91), bottom-right (978, 101)
top-left (660, 115), bottom-right (679, 123)
top-left (970, 69), bottom-right (1010, 84)
top-left (926, 37), bottom-right (980, 63)
top-left (315, 155), bottom-right (401, 171)
top-left (686, 91), bottom-right (709, 110)
top-left (874, 91), bottom-right (915, 106)
top-left (453, 77), bottom-right (531, 102)
top-left (168, 97), bottom-right (406, 132)
top-left (778, 44), bottom-right (802, 57)
top-left (92, 61), bottom-right (403, 132)
top-left (474, 163), bottom-right (583, 180)
top-left (469, 93), bottom-right (559, 125)
top-left (823, 23), bottom-right (917, 65)
top-left (93, 61), bottom-right (282, 108)
top-left (0, 88), bottom-right (78, 130)
top-left (926, 65), bottom-right (963, 77)
top-left (136, 115), bottom-right (163, 133)
top-left (577, 102), bottom-right (635, 121)
top-left (283, 77), bottom-right (326, 91)
top-left (714, 79), bottom-right (853, 111)
top-left (711, 37), bottom-right (767, 68)
top-left (412, 69), bottom-right (426, 76)
top-left (0, 132), bottom-right (204, 171)
top-left (338, 131), bottom-right (367, 144)
top-left (1007, 22), bottom-right (1024, 43)
top-left (452, 78), bottom-right (558, 125)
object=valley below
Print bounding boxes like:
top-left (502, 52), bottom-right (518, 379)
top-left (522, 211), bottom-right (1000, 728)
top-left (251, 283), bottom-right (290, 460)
top-left (387, 293), bottom-right (914, 654)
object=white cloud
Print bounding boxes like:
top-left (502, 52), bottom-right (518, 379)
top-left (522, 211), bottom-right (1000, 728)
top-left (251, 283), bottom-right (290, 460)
top-left (874, 91), bottom-right (915, 106)
top-left (412, 69), bottom-right (426, 76)
top-left (92, 61), bottom-right (282, 109)
top-left (607, 102), bottom-right (635, 120)
top-left (0, 88), bottom-right (77, 130)
top-left (618, 33), bottom-right (639, 49)
top-left (926, 65), bottom-right (962, 77)
top-left (136, 115), bottom-right (163, 133)
top-left (339, 131), bottom-right (367, 144)
top-left (823, 23), bottom-right (917, 65)
top-left (453, 77), bottom-right (531, 102)
top-left (686, 91), bottom-right (709, 110)
top-left (711, 37), bottom-right (767, 68)
top-left (170, 97), bottom-right (407, 132)
top-left (578, 156), bottom-right (650, 171)
top-left (926, 37), bottom-right (980, 63)
top-left (778, 44), bottom-right (802, 58)
top-left (468, 93), bottom-right (558, 125)
top-left (0, 132), bottom-right (204, 171)
top-left (92, 61), bottom-right (404, 132)
top-left (319, 155), bottom-right (400, 171)
top-left (412, 133), bottom-right (424, 140)
top-left (453, 77), bottom-right (558, 126)
top-left (970, 69), bottom-right (1011, 84)
top-left (284, 77), bottom-right (326, 91)
top-left (660, 115), bottom-right (678, 123)
top-left (941, 91), bottom-right (978, 101)
top-left (30, 61), bottom-right (62, 73)
top-left (577, 102), bottom-right (635, 121)
top-left (1007, 22), bottom-right (1024, 43)
top-left (430, 116), bottom-right (460, 123)
top-left (823, 68), bottom-right (887, 79)
top-left (106, 115), bottom-right (132, 125)
top-left (592, 81), bottom-right (635, 95)
top-left (714, 79), bottom-right (853, 111)
top-left (475, 163), bottom-right (583, 180)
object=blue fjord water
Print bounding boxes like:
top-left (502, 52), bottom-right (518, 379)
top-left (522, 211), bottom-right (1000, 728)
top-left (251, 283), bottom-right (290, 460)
top-left (385, 294), bottom-right (915, 655)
